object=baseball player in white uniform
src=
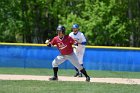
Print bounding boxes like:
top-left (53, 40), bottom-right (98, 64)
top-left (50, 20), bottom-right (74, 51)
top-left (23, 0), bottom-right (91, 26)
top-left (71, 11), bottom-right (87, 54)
top-left (69, 24), bottom-right (87, 77)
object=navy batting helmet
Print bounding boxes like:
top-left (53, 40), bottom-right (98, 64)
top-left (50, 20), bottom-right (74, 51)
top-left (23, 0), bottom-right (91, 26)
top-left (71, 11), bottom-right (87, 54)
top-left (57, 25), bottom-right (65, 33)
top-left (72, 24), bottom-right (79, 29)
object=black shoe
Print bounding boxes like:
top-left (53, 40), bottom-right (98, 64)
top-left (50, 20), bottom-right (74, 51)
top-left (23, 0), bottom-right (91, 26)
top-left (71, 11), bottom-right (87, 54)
top-left (74, 73), bottom-right (79, 77)
top-left (49, 76), bottom-right (58, 81)
top-left (78, 73), bottom-right (83, 77)
top-left (86, 76), bottom-right (90, 82)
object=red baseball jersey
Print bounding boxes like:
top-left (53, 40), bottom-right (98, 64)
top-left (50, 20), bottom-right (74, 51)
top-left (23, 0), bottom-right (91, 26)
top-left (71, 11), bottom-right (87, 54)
top-left (50, 35), bottom-right (75, 55)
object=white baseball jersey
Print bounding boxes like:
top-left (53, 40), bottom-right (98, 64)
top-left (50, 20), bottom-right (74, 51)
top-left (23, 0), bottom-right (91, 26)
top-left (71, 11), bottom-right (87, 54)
top-left (69, 31), bottom-right (86, 64)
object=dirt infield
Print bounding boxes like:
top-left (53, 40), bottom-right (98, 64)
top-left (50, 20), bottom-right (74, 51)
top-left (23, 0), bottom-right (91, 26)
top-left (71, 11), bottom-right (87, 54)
top-left (0, 74), bottom-right (140, 85)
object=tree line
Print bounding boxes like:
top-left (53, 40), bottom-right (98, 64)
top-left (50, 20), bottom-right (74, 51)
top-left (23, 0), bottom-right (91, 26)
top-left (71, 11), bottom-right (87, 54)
top-left (0, 0), bottom-right (140, 47)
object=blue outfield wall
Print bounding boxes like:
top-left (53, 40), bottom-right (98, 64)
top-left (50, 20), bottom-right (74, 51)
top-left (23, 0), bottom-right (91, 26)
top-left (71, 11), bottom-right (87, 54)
top-left (0, 43), bottom-right (140, 72)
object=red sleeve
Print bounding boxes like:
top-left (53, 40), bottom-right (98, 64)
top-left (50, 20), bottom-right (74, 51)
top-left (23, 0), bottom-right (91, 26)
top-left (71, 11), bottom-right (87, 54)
top-left (69, 36), bottom-right (75, 44)
top-left (50, 37), bottom-right (56, 45)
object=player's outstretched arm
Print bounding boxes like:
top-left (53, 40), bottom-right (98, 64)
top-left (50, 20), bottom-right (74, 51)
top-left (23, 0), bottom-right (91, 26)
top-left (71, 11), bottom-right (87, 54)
top-left (45, 39), bottom-right (52, 47)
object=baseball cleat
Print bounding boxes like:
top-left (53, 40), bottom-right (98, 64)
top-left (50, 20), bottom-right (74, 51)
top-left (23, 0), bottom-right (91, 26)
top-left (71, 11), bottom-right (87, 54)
top-left (86, 76), bottom-right (90, 82)
top-left (74, 73), bottom-right (79, 77)
top-left (49, 76), bottom-right (58, 81)
top-left (78, 73), bottom-right (83, 77)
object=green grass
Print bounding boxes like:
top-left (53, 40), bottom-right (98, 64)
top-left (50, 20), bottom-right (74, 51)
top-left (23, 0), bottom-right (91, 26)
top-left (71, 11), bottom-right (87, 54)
top-left (0, 67), bottom-right (140, 78)
top-left (0, 80), bottom-right (140, 93)
top-left (0, 67), bottom-right (140, 93)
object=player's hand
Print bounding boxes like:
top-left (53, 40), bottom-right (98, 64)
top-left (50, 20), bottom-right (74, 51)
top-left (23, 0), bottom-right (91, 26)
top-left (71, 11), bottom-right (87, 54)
top-left (74, 43), bottom-right (78, 46)
top-left (74, 41), bottom-right (78, 46)
top-left (74, 39), bottom-right (79, 46)
top-left (45, 39), bottom-right (50, 45)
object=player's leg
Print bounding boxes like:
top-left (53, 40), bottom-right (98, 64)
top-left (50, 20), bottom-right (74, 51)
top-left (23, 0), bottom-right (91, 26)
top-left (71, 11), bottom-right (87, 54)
top-left (77, 48), bottom-right (85, 77)
top-left (73, 67), bottom-right (79, 77)
top-left (78, 64), bottom-right (83, 77)
top-left (73, 48), bottom-right (81, 77)
top-left (49, 55), bottom-right (66, 80)
top-left (67, 53), bottom-right (90, 82)
top-left (73, 48), bottom-right (79, 76)
top-left (49, 67), bottom-right (58, 80)
top-left (74, 47), bottom-right (85, 77)
top-left (80, 68), bottom-right (90, 82)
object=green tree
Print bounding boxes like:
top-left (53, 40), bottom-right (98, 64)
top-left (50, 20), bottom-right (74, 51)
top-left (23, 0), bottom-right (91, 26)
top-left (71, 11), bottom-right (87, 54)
top-left (59, 0), bottom-right (130, 46)
top-left (0, 0), bottom-right (23, 42)
top-left (0, 0), bottom-right (140, 47)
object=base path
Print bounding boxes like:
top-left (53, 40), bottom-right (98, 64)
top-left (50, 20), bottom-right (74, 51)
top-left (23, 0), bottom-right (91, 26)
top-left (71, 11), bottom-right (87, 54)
top-left (0, 74), bottom-right (140, 85)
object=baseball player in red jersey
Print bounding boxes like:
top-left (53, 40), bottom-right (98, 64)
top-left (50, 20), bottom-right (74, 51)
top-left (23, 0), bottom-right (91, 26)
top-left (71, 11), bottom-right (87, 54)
top-left (45, 25), bottom-right (90, 82)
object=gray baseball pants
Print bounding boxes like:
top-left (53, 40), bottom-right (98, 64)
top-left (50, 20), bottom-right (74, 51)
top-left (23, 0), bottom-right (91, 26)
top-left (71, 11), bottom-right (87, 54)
top-left (52, 52), bottom-right (83, 70)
